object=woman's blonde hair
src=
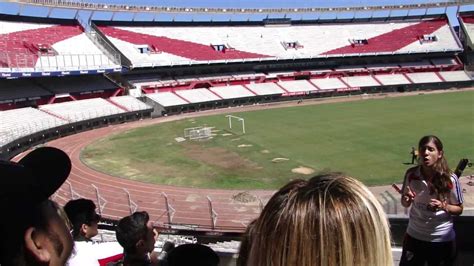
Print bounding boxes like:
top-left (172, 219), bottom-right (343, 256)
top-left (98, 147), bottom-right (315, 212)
top-left (240, 173), bottom-right (392, 266)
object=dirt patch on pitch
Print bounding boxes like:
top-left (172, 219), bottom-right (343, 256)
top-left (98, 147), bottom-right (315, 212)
top-left (184, 144), bottom-right (260, 170)
top-left (291, 166), bottom-right (315, 175)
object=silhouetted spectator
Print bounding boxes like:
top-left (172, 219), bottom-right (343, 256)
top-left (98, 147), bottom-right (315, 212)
top-left (0, 147), bottom-right (73, 265)
top-left (167, 244), bottom-right (219, 266)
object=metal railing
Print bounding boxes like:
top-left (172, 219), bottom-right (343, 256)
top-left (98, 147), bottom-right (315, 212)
top-left (0, 52), bottom-right (119, 72)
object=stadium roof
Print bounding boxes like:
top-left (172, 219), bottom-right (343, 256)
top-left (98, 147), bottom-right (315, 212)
top-left (3, 0), bottom-right (473, 14)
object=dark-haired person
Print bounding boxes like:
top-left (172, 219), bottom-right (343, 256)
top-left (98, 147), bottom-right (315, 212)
top-left (115, 211), bottom-right (159, 266)
top-left (0, 147), bottom-right (74, 265)
top-left (65, 198), bottom-right (122, 266)
top-left (64, 198), bottom-right (100, 241)
top-left (400, 135), bottom-right (464, 266)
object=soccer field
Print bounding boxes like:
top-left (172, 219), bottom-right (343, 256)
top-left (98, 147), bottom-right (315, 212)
top-left (82, 91), bottom-right (474, 189)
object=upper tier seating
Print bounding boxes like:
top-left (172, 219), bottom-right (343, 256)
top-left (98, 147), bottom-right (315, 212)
top-left (97, 18), bottom-right (460, 67)
top-left (146, 92), bottom-right (189, 107)
top-left (109, 96), bottom-right (152, 111)
top-left (0, 18), bottom-right (119, 72)
top-left (460, 15), bottom-right (474, 49)
top-left (39, 98), bottom-right (125, 122)
top-left (175, 89), bottom-right (221, 103)
top-left (209, 85), bottom-right (255, 99)
top-left (0, 107), bottom-right (67, 147)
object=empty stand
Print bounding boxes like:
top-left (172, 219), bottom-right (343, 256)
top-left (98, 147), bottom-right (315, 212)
top-left (309, 78), bottom-right (346, 90)
top-left (39, 98), bottom-right (125, 122)
top-left (438, 71), bottom-right (472, 82)
top-left (244, 83), bottom-right (285, 95)
top-left (0, 17), bottom-right (120, 72)
top-left (96, 17), bottom-right (460, 67)
top-left (146, 92), bottom-right (189, 107)
top-left (375, 74), bottom-right (411, 85)
top-left (340, 76), bottom-right (380, 87)
top-left (405, 72), bottom-right (442, 83)
top-left (278, 80), bottom-right (317, 93)
top-left (109, 96), bottom-right (152, 111)
top-left (209, 85), bottom-right (255, 99)
top-left (0, 107), bottom-right (67, 146)
top-left (175, 89), bottom-right (221, 103)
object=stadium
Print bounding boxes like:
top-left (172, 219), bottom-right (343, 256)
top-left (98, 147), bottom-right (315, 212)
top-left (0, 0), bottom-right (473, 264)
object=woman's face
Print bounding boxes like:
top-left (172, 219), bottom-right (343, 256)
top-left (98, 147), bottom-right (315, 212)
top-left (419, 140), bottom-right (442, 168)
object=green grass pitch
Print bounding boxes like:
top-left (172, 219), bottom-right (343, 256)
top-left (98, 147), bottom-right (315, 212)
top-left (82, 91), bottom-right (474, 189)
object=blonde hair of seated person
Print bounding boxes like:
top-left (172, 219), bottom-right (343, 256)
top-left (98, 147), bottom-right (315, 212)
top-left (239, 173), bottom-right (392, 266)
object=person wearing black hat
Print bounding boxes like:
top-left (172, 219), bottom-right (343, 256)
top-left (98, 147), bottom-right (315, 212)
top-left (0, 147), bottom-right (74, 266)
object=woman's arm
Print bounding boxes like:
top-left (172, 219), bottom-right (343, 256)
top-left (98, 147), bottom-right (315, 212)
top-left (443, 202), bottom-right (463, 216)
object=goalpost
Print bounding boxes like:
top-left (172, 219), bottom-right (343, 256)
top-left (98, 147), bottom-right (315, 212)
top-left (225, 115), bottom-right (246, 134)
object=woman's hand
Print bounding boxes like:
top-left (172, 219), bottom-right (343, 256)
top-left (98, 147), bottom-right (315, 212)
top-left (401, 186), bottom-right (416, 207)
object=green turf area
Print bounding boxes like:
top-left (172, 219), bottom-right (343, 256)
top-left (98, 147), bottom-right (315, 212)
top-left (82, 91), bottom-right (474, 189)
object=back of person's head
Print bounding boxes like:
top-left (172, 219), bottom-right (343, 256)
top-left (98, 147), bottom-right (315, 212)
top-left (116, 211), bottom-right (151, 254)
top-left (167, 244), bottom-right (219, 266)
top-left (0, 147), bottom-right (73, 265)
top-left (64, 198), bottom-right (100, 239)
top-left (240, 173), bottom-right (392, 266)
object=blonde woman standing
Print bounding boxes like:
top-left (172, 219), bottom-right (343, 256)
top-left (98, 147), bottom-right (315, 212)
top-left (238, 173), bottom-right (392, 266)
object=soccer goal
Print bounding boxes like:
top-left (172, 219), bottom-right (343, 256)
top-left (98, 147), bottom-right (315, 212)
top-left (225, 115), bottom-right (246, 134)
top-left (183, 126), bottom-right (212, 140)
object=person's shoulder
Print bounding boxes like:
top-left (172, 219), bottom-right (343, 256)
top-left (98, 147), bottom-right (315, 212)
top-left (405, 166), bottom-right (420, 177)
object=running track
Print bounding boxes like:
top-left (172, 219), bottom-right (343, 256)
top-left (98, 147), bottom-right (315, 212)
top-left (41, 112), bottom-right (276, 232)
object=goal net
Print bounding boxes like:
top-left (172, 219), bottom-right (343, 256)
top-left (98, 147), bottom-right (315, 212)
top-left (184, 126), bottom-right (212, 140)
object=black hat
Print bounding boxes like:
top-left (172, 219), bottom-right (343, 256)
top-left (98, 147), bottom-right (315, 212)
top-left (0, 147), bottom-right (71, 205)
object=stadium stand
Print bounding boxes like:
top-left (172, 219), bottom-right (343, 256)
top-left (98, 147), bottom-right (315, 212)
top-left (244, 82), bottom-right (285, 96)
top-left (374, 73), bottom-right (412, 86)
top-left (0, 78), bottom-right (52, 110)
top-left (459, 14), bottom-right (474, 50)
top-left (39, 98), bottom-right (126, 122)
top-left (278, 80), bottom-right (318, 93)
top-left (109, 95), bottom-right (153, 111)
top-left (438, 70), bottom-right (472, 82)
top-left (405, 72), bottom-right (443, 83)
top-left (175, 88), bottom-right (222, 103)
top-left (95, 17), bottom-right (461, 67)
top-left (309, 77), bottom-right (348, 90)
top-left (0, 107), bottom-right (67, 146)
top-left (0, 14), bottom-right (120, 73)
top-left (340, 76), bottom-right (380, 88)
top-left (209, 85), bottom-right (255, 99)
top-left (146, 92), bottom-right (189, 107)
